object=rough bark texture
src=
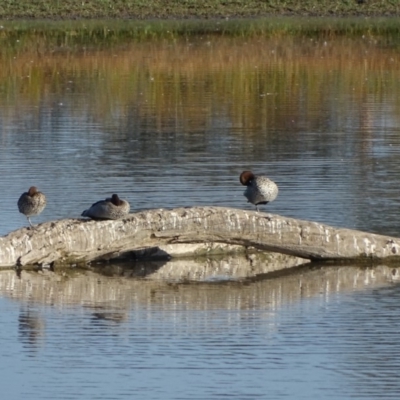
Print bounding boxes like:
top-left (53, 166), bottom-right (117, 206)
top-left (1, 206), bottom-right (400, 267)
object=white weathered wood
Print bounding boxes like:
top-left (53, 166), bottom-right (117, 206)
top-left (1, 206), bottom-right (400, 267)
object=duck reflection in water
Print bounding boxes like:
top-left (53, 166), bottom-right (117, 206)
top-left (91, 312), bottom-right (127, 324)
top-left (240, 170), bottom-right (279, 212)
top-left (81, 194), bottom-right (130, 220)
top-left (18, 308), bottom-right (45, 350)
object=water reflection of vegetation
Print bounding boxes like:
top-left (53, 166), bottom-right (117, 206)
top-left (0, 35), bottom-right (399, 134)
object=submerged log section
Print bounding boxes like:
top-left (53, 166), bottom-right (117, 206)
top-left (1, 206), bottom-right (400, 267)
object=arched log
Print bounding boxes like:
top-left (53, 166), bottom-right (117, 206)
top-left (1, 206), bottom-right (400, 268)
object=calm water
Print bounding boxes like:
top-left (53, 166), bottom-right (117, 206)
top-left (1, 264), bottom-right (400, 400)
top-left (0, 32), bottom-right (399, 236)
top-left (1, 25), bottom-right (400, 399)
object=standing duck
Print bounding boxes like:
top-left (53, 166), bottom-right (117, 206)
top-left (18, 186), bottom-right (47, 229)
top-left (81, 194), bottom-right (130, 220)
top-left (240, 170), bottom-right (278, 212)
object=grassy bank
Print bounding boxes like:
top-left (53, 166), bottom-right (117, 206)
top-left (0, 0), bottom-right (399, 20)
top-left (1, 18), bottom-right (400, 51)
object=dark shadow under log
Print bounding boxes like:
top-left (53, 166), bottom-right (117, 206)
top-left (1, 206), bottom-right (400, 268)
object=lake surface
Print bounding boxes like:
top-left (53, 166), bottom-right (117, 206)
top-left (1, 22), bottom-right (400, 399)
top-left (0, 31), bottom-right (400, 236)
top-left (1, 263), bottom-right (400, 400)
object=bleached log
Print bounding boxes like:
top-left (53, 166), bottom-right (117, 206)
top-left (1, 206), bottom-right (400, 268)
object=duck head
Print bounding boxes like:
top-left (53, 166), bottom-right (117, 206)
top-left (110, 194), bottom-right (122, 206)
top-left (240, 171), bottom-right (255, 186)
top-left (28, 186), bottom-right (39, 197)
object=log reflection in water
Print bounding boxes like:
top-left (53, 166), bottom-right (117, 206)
top-left (0, 252), bottom-right (399, 313)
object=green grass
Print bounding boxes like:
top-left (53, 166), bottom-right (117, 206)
top-left (0, 1), bottom-right (399, 49)
top-left (1, 17), bottom-right (400, 49)
top-left (0, 0), bottom-right (398, 20)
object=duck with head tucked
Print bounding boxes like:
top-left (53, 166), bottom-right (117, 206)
top-left (240, 170), bottom-right (278, 212)
top-left (81, 194), bottom-right (130, 220)
top-left (18, 186), bottom-right (47, 229)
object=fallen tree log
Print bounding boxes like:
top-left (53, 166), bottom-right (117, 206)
top-left (1, 206), bottom-right (400, 268)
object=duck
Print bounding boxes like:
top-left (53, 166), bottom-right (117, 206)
top-left (17, 186), bottom-right (47, 229)
top-left (81, 194), bottom-right (130, 220)
top-left (240, 170), bottom-right (278, 212)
